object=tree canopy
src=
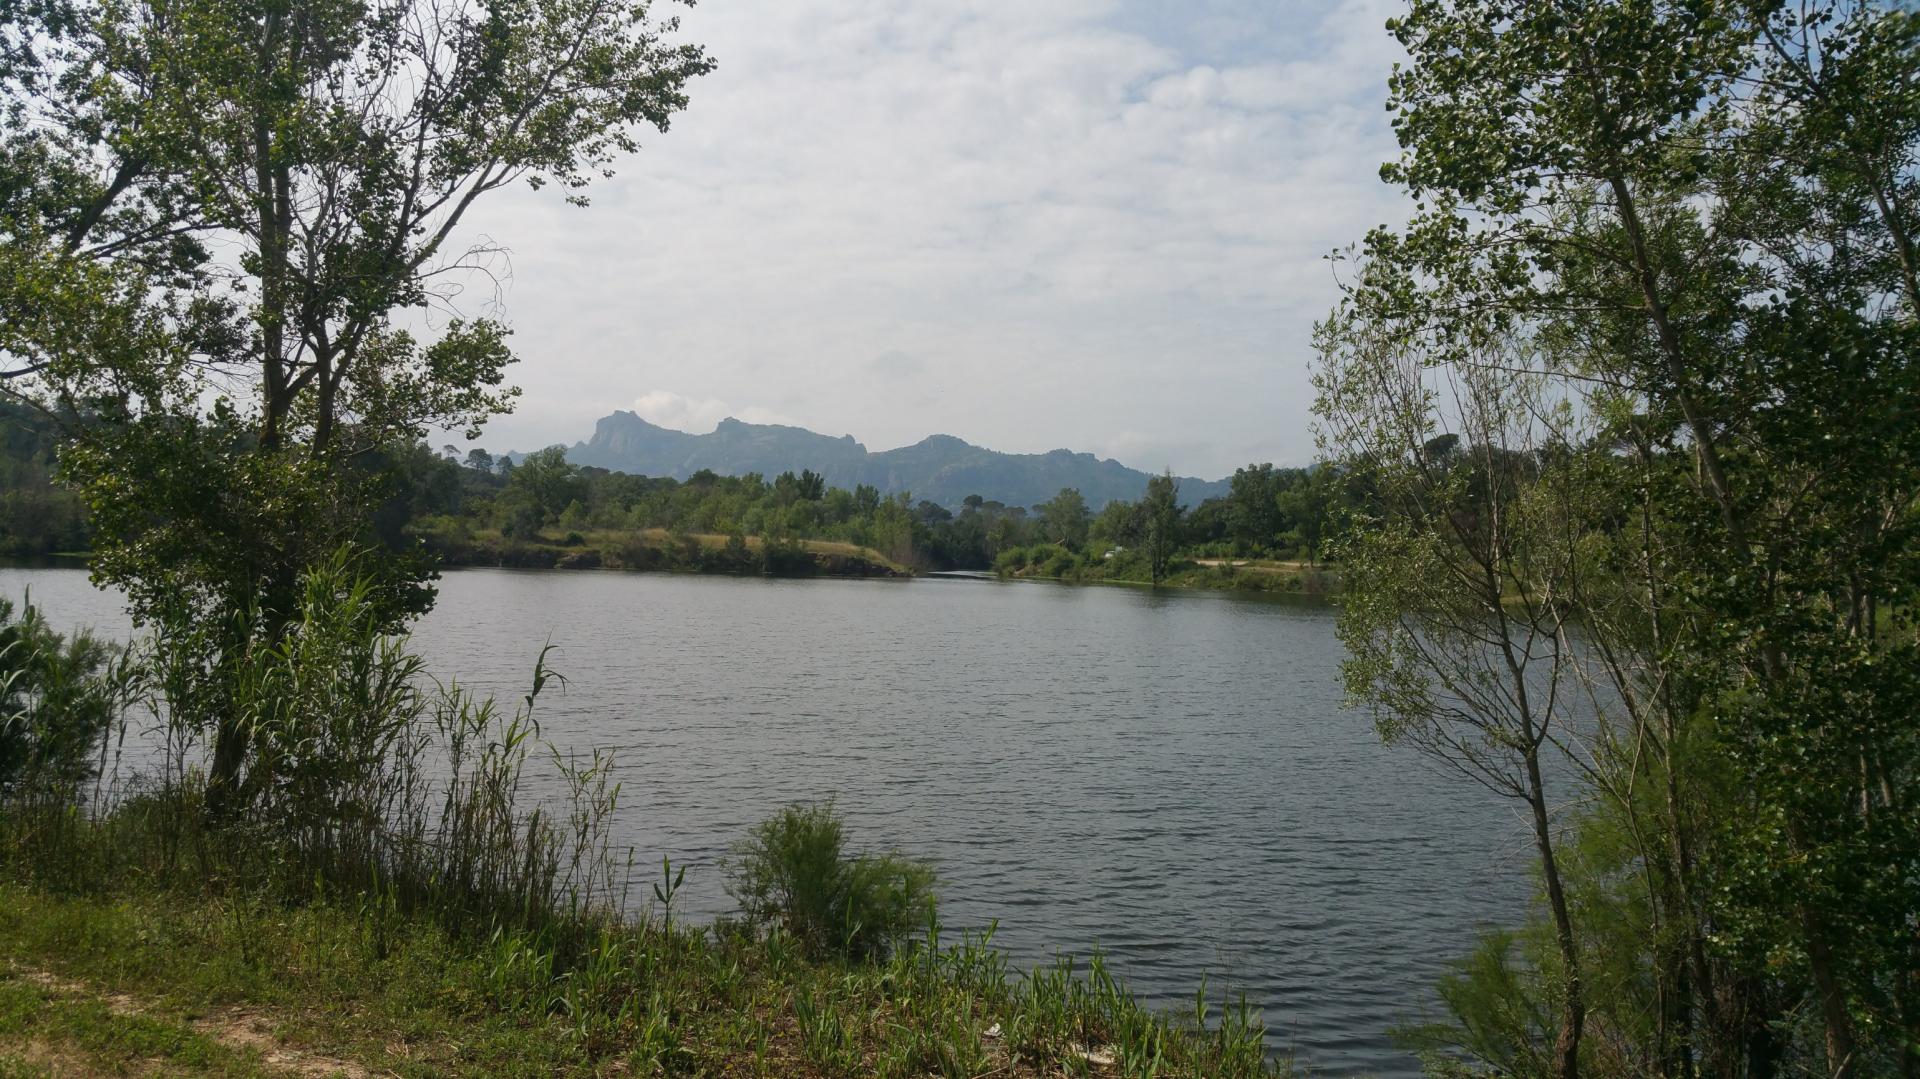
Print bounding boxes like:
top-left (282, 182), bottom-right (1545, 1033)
top-left (1, 0), bottom-right (713, 807)
top-left (1319, 2), bottom-right (1920, 1074)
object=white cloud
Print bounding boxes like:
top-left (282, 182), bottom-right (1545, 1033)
top-left (452, 0), bottom-right (1412, 477)
top-left (630, 390), bottom-right (804, 433)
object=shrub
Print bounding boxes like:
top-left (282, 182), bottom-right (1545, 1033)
top-left (104, 549), bottom-right (628, 931)
top-left (613, 535), bottom-right (662, 571)
top-left (698, 531), bottom-right (756, 574)
top-left (496, 542), bottom-right (559, 568)
top-left (726, 801), bottom-right (935, 961)
top-left (499, 500), bottom-right (544, 541)
top-left (0, 596), bottom-right (128, 799)
top-left (1038, 546), bottom-right (1077, 578)
top-left (761, 536), bottom-right (814, 577)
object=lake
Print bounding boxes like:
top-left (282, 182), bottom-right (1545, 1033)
top-left (0, 564), bottom-right (1533, 1077)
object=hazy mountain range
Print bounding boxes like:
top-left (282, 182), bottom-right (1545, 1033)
top-left (530, 411), bottom-right (1232, 510)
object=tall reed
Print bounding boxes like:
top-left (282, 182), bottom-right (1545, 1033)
top-left (1, 550), bottom-right (632, 946)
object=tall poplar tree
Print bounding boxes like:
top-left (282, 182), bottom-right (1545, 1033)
top-left (1, 0), bottom-right (713, 807)
top-left (1320, 2), bottom-right (1920, 1074)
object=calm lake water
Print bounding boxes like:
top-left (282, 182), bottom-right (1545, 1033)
top-left (1, 564), bottom-right (1535, 1077)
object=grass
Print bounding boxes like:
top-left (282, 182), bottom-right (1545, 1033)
top-left (0, 884), bottom-right (583, 1076)
top-left (0, 972), bottom-right (265, 1078)
top-left (0, 877), bottom-right (1293, 1078)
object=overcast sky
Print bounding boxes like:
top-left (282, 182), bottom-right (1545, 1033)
top-left (452, 0), bottom-right (1411, 480)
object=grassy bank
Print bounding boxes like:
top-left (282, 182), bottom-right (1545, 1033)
top-left (995, 546), bottom-right (1338, 596)
top-left (409, 523), bottom-right (909, 578)
top-left (0, 813), bottom-right (1289, 1079)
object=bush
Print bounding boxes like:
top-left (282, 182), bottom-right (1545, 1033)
top-left (726, 801), bottom-right (935, 961)
top-left (613, 534), bottom-right (662, 571)
top-left (495, 542), bottom-right (559, 568)
top-left (75, 550), bottom-right (629, 933)
top-left (994, 544), bottom-right (1077, 578)
top-left (1038, 546), bottom-right (1077, 578)
top-left (697, 532), bottom-right (756, 574)
top-left (0, 596), bottom-right (128, 799)
top-left (760, 536), bottom-right (814, 577)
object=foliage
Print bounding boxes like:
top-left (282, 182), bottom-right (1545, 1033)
top-left (1141, 471), bottom-right (1184, 585)
top-left (2, 396), bottom-right (1363, 581)
top-left (0, 594), bottom-right (129, 799)
top-left (1317, 325), bottom-right (1597, 1076)
top-left (1, 0), bottom-right (713, 810)
top-left (725, 801), bottom-right (936, 963)
top-left (1320, 1), bottom-right (1920, 1075)
top-left (12, 551), bottom-right (627, 940)
top-left (0, 402), bottom-right (86, 557)
top-left (414, 450), bottom-right (1355, 580)
top-left (1034, 487), bottom-right (1091, 549)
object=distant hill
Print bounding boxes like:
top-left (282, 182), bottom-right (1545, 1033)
top-left (536, 411), bottom-right (1231, 509)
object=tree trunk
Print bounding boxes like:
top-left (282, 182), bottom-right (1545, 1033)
top-left (205, 717), bottom-right (248, 817)
top-left (1657, 871), bottom-right (1696, 1079)
top-left (1803, 910), bottom-right (1856, 1077)
top-left (1526, 755), bottom-right (1585, 1079)
top-left (1605, 166), bottom-right (1865, 1075)
top-left (1735, 973), bottom-right (1782, 1079)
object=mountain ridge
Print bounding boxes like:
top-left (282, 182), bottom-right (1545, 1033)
top-left (528, 411), bottom-right (1232, 509)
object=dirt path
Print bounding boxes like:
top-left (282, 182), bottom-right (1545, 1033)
top-left (194, 1010), bottom-right (369, 1079)
top-left (10, 968), bottom-right (368, 1078)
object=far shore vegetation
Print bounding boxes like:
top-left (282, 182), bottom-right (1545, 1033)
top-left (3, 401), bottom-right (1354, 592)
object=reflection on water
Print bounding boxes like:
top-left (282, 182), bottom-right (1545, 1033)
top-left (0, 565), bottom-right (1531, 1077)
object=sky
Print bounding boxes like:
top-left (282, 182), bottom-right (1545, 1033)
top-left (449, 0), bottom-right (1412, 480)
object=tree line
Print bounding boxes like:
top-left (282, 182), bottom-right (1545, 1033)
top-left (1, 404), bottom-right (1361, 582)
top-left (386, 443), bottom-right (1362, 580)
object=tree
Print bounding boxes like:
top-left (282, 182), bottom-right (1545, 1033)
top-left (1090, 498), bottom-right (1138, 552)
top-left (1226, 464), bottom-right (1283, 552)
top-left (983, 504), bottom-right (1030, 559)
top-left (1316, 324), bottom-right (1591, 1078)
top-left (1328, 1), bottom-right (1920, 1074)
top-left (1274, 467), bottom-right (1337, 565)
top-left (3, 0), bottom-right (712, 810)
top-left (870, 492), bottom-right (920, 568)
top-left (797, 469), bottom-right (826, 502)
top-left (1036, 488), bottom-right (1090, 550)
top-left (464, 448), bottom-right (494, 473)
top-left (1140, 471), bottom-right (1181, 585)
top-left (510, 448), bottom-right (586, 527)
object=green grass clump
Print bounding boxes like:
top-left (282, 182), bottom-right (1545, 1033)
top-left (724, 801), bottom-right (936, 962)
